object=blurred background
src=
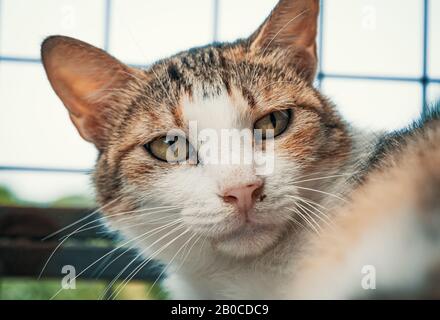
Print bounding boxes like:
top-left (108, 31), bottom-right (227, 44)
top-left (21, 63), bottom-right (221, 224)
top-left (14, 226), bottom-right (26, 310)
top-left (0, 0), bottom-right (439, 299)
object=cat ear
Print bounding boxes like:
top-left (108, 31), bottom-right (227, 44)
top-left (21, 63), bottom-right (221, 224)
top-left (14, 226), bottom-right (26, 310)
top-left (41, 36), bottom-right (139, 149)
top-left (249, 0), bottom-right (319, 82)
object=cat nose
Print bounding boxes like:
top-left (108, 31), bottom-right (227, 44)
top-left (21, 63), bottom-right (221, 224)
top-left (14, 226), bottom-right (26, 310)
top-left (221, 181), bottom-right (264, 215)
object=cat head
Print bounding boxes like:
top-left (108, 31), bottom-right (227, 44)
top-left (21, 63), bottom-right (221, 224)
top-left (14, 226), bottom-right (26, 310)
top-left (41, 0), bottom-right (350, 258)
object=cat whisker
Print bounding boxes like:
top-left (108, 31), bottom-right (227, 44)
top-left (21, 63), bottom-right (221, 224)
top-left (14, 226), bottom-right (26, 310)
top-left (52, 204), bottom-right (179, 241)
top-left (48, 205), bottom-right (179, 261)
top-left (295, 204), bottom-right (322, 233)
top-left (79, 213), bottom-right (181, 239)
top-left (146, 230), bottom-right (202, 297)
top-left (39, 205), bottom-right (148, 279)
top-left (287, 195), bottom-right (333, 223)
top-left (288, 194), bottom-right (329, 212)
top-left (49, 218), bottom-right (183, 300)
top-left (287, 207), bottom-right (320, 235)
top-left (294, 199), bottom-right (334, 230)
top-left (197, 224), bottom-right (216, 257)
top-left (291, 185), bottom-right (348, 204)
top-left (109, 226), bottom-right (191, 300)
top-left (293, 173), bottom-right (357, 184)
top-left (104, 205), bottom-right (181, 224)
top-left (98, 220), bottom-right (186, 300)
top-left (285, 216), bottom-right (308, 233)
top-left (291, 168), bottom-right (357, 182)
top-left (41, 197), bottom-right (121, 241)
top-left (178, 231), bottom-right (205, 270)
top-left (58, 206), bottom-right (182, 241)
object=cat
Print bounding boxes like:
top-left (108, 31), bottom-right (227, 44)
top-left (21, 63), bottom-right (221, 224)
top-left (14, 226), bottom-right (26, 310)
top-left (41, 0), bottom-right (440, 299)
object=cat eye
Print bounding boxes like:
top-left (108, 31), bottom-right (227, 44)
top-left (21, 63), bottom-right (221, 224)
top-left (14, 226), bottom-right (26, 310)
top-left (145, 135), bottom-right (193, 163)
top-left (254, 110), bottom-right (291, 139)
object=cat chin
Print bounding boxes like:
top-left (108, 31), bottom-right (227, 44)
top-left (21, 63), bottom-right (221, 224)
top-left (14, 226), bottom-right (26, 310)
top-left (210, 224), bottom-right (283, 258)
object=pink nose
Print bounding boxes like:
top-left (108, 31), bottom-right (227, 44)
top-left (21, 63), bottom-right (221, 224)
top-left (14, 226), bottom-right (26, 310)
top-left (221, 181), bottom-right (264, 215)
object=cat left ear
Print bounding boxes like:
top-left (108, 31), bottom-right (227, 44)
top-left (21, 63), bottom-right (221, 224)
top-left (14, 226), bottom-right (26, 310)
top-left (41, 36), bottom-right (139, 149)
top-left (249, 0), bottom-right (319, 82)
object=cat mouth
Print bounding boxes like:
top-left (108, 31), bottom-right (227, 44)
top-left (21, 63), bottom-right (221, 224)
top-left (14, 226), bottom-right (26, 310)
top-left (214, 222), bottom-right (275, 242)
top-left (210, 221), bottom-right (283, 257)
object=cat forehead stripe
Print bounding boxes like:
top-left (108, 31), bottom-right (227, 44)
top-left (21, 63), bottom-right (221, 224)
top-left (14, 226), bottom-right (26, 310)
top-left (181, 87), bottom-right (250, 131)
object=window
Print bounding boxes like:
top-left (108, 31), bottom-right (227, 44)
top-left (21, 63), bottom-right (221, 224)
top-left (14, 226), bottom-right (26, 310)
top-left (0, 0), bottom-right (439, 204)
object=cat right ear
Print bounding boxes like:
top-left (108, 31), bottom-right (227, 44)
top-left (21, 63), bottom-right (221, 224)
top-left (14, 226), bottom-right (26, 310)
top-left (249, 0), bottom-right (320, 82)
top-left (41, 36), bottom-right (139, 149)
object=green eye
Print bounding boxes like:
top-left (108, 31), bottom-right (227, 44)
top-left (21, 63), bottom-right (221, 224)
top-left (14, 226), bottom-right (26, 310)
top-left (145, 135), bottom-right (192, 163)
top-left (254, 110), bottom-right (291, 139)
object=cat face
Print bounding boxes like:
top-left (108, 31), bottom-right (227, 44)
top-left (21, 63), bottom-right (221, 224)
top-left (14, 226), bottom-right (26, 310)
top-left (42, 0), bottom-right (350, 258)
